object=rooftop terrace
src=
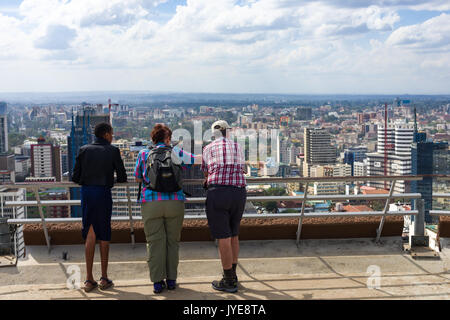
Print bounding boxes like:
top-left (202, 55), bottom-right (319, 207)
top-left (1, 238), bottom-right (450, 300)
top-left (1, 175), bottom-right (449, 300)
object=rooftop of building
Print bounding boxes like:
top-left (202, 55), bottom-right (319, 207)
top-left (341, 205), bottom-right (374, 212)
top-left (361, 189), bottom-right (390, 195)
top-left (2, 238), bottom-right (450, 300)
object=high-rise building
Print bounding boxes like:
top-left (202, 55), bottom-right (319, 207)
top-left (67, 106), bottom-right (110, 217)
top-left (344, 146), bottom-right (368, 175)
top-left (296, 107), bottom-right (312, 121)
top-left (67, 106), bottom-right (110, 179)
top-left (30, 137), bottom-right (62, 181)
top-left (14, 156), bottom-right (31, 182)
top-left (0, 102), bottom-right (8, 154)
top-left (411, 135), bottom-right (449, 223)
top-left (278, 138), bottom-right (290, 165)
top-left (367, 121), bottom-right (414, 193)
top-left (353, 160), bottom-right (368, 177)
top-left (0, 154), bottom-right (15, 172)
top-left (287, 145), bottom-right (299, 165)
top-left (61, 152), bottom-right (68, 176)
top-left (303, 128), bottom-right (336, 177)
top-left (111, 141), bottom-right (145, 216)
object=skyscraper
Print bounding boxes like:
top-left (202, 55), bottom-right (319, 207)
top-left (412, 136), bottom-right (449, 223)
top-left (30, 137), bottom-right (62, 181)
top-left (367, 121), bottom-right (414, 192)
top-left (67, 106), bottom-right (110, 217)
top-left (67, 106), bottom-right (110, 179)
top-left (303, 128), bottom-right (336, 177)
top-left (0, 102), bottom-right (8, 154)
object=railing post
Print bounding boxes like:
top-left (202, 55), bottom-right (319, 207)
top-left (413, 198), bottom-right (425, 236)
top-left (34, 187), bottom-right (51, 252)
top-left (66, 187), bottom-right (71, 218)
top-left (376, 179), bottom-right (396, 243)
top-left (126, 186), bottom-right (135, 248)
top-left (296, 183), bottom-right (309, 247)
top-left (409, 198), bottom-right (431, 249)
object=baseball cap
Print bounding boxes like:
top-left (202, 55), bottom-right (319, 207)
top-left (211, 120), bottom-right (231, 131)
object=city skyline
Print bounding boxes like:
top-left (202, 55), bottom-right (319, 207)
top-left (0, 1), bottom-right (449, 94)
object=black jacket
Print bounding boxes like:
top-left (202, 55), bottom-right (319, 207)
top-left (72, 137), bottom-right (127, 187)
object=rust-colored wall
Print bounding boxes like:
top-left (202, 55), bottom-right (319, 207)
top-left (438, 216), bottom-right (450, 238)
top-left (23, 216), bottom-right (403, 245)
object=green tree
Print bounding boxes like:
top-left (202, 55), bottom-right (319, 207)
top-left (8, 132), bottom-right (27, 148)
top-left (263, 187), bottom-right (287, 196)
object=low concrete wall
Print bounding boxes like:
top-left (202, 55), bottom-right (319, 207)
top-left (438, 216), bottom-right (450, 238)
top-left (23, 216), bottom-right (404, 245)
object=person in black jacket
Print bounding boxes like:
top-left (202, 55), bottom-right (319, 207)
top-left (72, 122), bottom-right (127, 292)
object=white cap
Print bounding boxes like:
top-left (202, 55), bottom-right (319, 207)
top-left (211, 120), bottom-right (231, 131)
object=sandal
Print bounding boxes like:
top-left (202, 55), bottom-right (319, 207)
top-left (99, 277), bottom-right (114, 290)
top-left (84, 280), bottom-right (98, 292)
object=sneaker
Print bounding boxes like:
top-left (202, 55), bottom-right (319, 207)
top-left (166, 279), bottom-right (176, 290)
top-left (153, 281), bottom-right (166, 294)
top-left (212, 277), bottom-right (238, 293)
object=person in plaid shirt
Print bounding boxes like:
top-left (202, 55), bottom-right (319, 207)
top-left (202, 120), bottom-right (247, 293)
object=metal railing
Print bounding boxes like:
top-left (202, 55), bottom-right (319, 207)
top-left (2, 175), bottom-right (428, 252)
top-left (430, 193), bottom-right (450, 217)
top-left (429, 176), bottom-right (450, 218)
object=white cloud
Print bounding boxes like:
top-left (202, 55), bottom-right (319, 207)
top-left (0, 0), bottom-right (448, 93)
top-left (34, 24), bottom-right (77, 50)
top-left (387, 13), bottom-right (450, 50)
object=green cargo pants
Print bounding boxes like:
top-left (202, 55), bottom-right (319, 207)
top-left (141, 200), bottom-right (185, 283)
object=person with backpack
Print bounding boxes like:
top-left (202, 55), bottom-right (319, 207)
top-left (134, 124), bottom-right (197, 294)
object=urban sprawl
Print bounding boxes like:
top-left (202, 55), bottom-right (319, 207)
top-left (0, 98), bottom-right (448, 226)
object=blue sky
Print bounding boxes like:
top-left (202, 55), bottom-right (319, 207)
top-left (0, 0), bottom-right (449, 94)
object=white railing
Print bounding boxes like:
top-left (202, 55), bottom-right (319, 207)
top-left (430, 176), bottom-right (450, 218)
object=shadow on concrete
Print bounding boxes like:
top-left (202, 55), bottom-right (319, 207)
top-left (23, 238), bottom-right (408, 265)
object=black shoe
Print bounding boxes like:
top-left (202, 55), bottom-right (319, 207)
top-left (212, 268), bottom-right (238, 293)
top-left (166, 279), bottom-right (176, 290)
top-left (212, 277), bottom-right (238, 293)
top-left (153, 281), bottom-right (166, 294)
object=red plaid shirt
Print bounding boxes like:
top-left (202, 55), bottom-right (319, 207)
top-left (201, 137), bottom-right (246, 187)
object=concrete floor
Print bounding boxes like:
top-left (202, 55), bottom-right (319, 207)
top-left (1, 238), bottom-right (450, 300)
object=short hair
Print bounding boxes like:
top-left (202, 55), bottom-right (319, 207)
top-left (213, 125), bottom-right (226, 137)
top-left (94, 122), bottom-right (113, 138)
top-left (151, 124), bottom-right (172, 144)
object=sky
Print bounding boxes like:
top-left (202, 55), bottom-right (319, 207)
top-left (0, 0), bottom-right (449, 94)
